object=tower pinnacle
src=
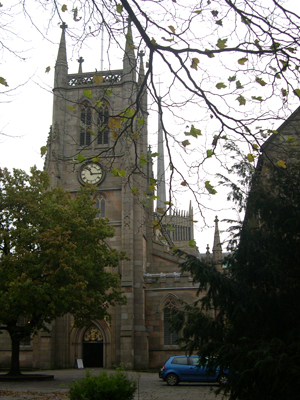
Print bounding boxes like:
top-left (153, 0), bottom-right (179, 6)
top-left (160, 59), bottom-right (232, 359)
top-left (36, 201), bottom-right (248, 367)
top-left (157, 97), bottom-right (166, 211)
top-left (54, 22), bottom-right (68, 88)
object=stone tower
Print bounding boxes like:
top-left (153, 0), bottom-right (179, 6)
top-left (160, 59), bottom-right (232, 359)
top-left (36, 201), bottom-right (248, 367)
top-left (44, 21), bottom-right (151, 370)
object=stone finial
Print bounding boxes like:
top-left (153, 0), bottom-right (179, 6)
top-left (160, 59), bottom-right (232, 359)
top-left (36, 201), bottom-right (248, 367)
top-left (60, 22), bottom-right (68, 30)
top-left (77, 56), bottom-right (84, 73)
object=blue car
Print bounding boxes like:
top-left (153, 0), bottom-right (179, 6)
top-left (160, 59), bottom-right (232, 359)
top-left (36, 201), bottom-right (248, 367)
top-left (159, 355), bottom-right (229, 386)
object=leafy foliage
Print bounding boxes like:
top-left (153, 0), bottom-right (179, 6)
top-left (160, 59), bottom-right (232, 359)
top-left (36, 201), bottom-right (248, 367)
top-left (69, 369), bottom-right (137, 400)
top-left (0, 167), bottom-right (126, 374)
top-left (173, 159), bottom-right (300, 400)
top-left (5, 0), bottom-right (300, 222)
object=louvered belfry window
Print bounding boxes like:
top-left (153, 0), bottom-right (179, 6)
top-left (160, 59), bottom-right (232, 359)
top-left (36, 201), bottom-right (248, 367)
top-left (97, 104), bottom-right (109, 145)
top-left (80, 102), bottom-right (92, 146)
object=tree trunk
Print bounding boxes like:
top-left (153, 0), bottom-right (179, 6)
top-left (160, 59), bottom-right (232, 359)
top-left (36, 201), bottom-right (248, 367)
top-left (7, 333), bottom-right (22, 376)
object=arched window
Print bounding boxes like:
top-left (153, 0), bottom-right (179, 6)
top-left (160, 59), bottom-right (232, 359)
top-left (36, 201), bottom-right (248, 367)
top-left (97, 104), bottom-right (109, 145)
top-left (95, 196), bottom-right (105, 218)
top-left (80, 102), bottom-right (92, 146)
top-left (164, 298), bottom-right (179, 345)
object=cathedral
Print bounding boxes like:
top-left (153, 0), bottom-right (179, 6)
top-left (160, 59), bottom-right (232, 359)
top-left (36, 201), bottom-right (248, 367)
top-left (0, 23), bottom-right (223, 371)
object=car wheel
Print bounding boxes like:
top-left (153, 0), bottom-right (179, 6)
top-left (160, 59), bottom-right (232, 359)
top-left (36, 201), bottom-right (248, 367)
top-left (166, 373), bottom-right (179, 386)
top-left (218, 373), bottom-right (229, 385)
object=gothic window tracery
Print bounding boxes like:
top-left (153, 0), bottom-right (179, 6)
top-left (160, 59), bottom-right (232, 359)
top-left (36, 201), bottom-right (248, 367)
top-left (163, 297), bottom-right (179, 345)
top-left (95, 196), bottom-right (105, 218)
top-left (80, 101), bottom-right (92, 146)
top-left (97, 104), bottom-right (109, 145)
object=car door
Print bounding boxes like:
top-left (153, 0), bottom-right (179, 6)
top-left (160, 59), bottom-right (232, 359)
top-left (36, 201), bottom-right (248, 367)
top-left (188, 357), bottom-right (208, 382)
top-left (170, 357), bottom-right (190, 381)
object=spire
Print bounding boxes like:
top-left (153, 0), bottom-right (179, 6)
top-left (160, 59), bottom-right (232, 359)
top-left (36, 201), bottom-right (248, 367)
top-left (157, 97), bottom-right (166, 211)
top-left (123, 18), bottom-right (136, 82)
top-left (138, 51), bottom-right (145, 84)
top-left (138, 51), bottom-right (147, 113)
top-left (54, 22), bottom-right (68, 88)
top-left (212, 216), bottom-right (223, 268)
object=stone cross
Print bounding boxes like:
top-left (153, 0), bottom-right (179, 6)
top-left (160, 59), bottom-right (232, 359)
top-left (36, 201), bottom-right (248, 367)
top-left (77, 56), bottom-right (84, 74)
top-left (60, 22), bottom-right (68, 30)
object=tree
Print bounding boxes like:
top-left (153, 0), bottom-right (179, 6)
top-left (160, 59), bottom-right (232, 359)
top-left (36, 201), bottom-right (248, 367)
top-left (2, 1), bottom-right (300, 223)
top-left (0, 167), bottom-right (126, 376)
top-left (172, 150), bottom-right (300, 400)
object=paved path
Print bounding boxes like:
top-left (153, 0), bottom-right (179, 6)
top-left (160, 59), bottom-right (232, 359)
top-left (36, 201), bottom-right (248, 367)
top-left (0, 369), bottom-right (223, 400)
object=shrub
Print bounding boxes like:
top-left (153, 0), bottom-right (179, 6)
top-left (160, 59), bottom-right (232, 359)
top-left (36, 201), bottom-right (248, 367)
top-left (69, 369), bottom-right (137, 400)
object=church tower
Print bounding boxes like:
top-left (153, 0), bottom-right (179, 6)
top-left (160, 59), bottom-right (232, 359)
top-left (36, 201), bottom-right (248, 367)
top-left (44, 21), bottom-right (150, 370)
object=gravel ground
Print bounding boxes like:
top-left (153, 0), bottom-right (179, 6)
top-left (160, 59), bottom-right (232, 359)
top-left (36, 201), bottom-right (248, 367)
top-left (0, 369), bottom-right (224, 400)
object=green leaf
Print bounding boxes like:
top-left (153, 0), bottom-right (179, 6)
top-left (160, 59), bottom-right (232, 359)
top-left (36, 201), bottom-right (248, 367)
top-left (40, 146), bottom-right (47, 157)
top-left (77, 154), bottom-right (86, 163)
top-left (188, 239), bottom-right (197, 248)
top-left (45, 66), bottom-right (50, 73)
top-left (140, 155), bottom-right (148, 165)
top-left (182, 140), bottom-right (190, 147)
top-left (211, 10), bottom-right (218, 17)
top-left (151, 152), bottom-right (160, 158)
top-left (270, 42), bottom-right (280, 51)
top-left (193, 10), bottom-right (201, 14)
top-left (168, 25), bottom-right (176, 34)
top-left (276, 160), bottom-right (287, 168)
top-left (206, 149), bottom-right (213, 157)
top-left (104, 89), bottom-right (113, 96)
top-left (247, 153), bottom-right (255, 162)
top-left (281, 88), bottom-right (288, 97)
top-left (150, 178), bottom-right (157, 185)
top-left (216, 19), bottom-right (223, 26)
top-left (236, 95), bottom-right (246, 106)
top-left (216, 82), bottom-right (227, 89)
top-left (216, 38), bottom-right (227, 49)
top-left (294, 89), bottom-right (300, 98)
top-left (205, 49), bottom-right (215, 58)
top-left (95, 100), bottom-right (102, 108)
top-left (93, 75), bottom-right (104, 85)
top-left (238, 57), bottom-right (248, 65)
top-left (228, 75), bottom-right (236, 82)
top-left (92, 157), bottom-right (100, 162)
top-left (162, 37), bottom-right (174, 42)
top-left (136, 117), bottom-right (145, 126)
top-left (111, 168), bottom-right (126, 177)
top-left (166, 225), bottom-right (176, 231)
top-left (236, 80), bottom-right (243, 89)
top-left (256, 77), bottom-right (267, 86)
top-left (205, 181), bottom-right (217, 194)
top-left (191, 58), bottom-right (199, 70)
top-left (251, 96), bottom-right (264, 102)
top-left (184, 125), bottom-right (202, 137)
top-left (83, 89), bottom-right (93, 99)
top-left (116, 3), bottom-right (123, 13)
top-left (67, 105), bottom-right (76, 111)
top-left (131, 187), bottom-right (139, 195)
top-left (0, 77), bottom-right (8, 87)
top-left (122, 108), bottom-right (135, 118)
top-left (61, 4), bottom-right (67, 12)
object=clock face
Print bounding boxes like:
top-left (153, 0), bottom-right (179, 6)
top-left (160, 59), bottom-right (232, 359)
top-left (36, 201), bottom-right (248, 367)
top-left (79, 162), bottom-right (105, 185)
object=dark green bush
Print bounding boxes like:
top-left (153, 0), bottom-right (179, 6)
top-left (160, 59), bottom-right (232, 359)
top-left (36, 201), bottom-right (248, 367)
top-left (69, 369), bottom-right (137, 400)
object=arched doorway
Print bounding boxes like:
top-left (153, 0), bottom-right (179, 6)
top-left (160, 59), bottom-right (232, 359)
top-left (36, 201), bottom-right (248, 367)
top-left (82, 324), bottom-right (104, 367)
